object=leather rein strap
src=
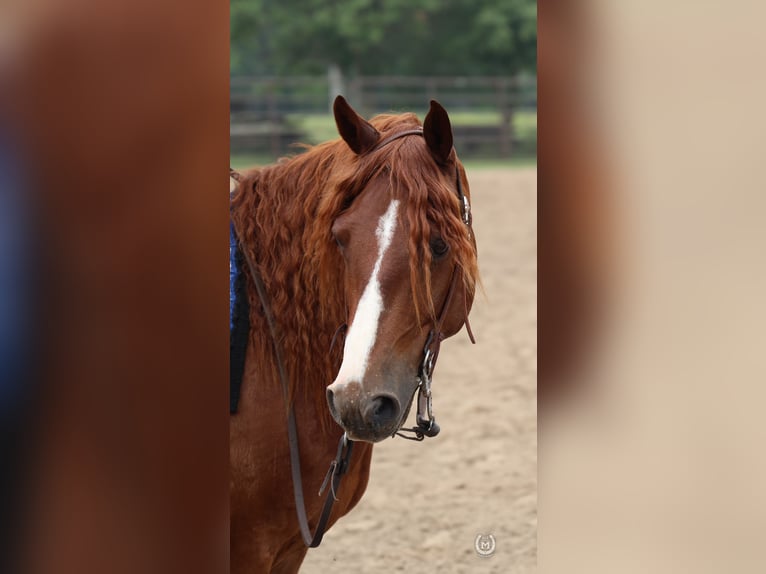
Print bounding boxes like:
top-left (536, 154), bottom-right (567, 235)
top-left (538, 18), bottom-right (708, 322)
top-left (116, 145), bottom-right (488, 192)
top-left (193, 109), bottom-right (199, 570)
top-left (238, 241), bottom-right (352, 548)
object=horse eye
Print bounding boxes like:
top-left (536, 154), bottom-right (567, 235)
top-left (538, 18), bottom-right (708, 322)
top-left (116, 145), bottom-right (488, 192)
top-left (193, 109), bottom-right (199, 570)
top-left (430, 237), bottom-right (449, 258)
top-left (331, 226), bottom-right (348, 254)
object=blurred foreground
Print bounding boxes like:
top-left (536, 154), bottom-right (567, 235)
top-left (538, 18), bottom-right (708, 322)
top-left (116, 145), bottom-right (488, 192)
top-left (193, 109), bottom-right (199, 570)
top-left (1, 1), bottom-right (229, 572)
top-left (540, 2), bottom-right (766, 573)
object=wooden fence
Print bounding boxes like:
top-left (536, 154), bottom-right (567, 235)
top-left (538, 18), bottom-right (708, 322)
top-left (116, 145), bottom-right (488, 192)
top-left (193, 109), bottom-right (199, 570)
top-left (230, 75), bottom-right (536, 160)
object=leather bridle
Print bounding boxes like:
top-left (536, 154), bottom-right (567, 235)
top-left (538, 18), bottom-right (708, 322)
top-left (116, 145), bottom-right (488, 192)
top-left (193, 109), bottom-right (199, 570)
top-left (394, 148), bottom-right (476, 440)
top-left (230, 127), bottom-right (475, 547)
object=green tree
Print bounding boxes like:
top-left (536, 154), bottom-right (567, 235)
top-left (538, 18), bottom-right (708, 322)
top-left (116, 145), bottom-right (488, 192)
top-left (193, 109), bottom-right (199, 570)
top-left (231, 0), bottom-right (536, 77)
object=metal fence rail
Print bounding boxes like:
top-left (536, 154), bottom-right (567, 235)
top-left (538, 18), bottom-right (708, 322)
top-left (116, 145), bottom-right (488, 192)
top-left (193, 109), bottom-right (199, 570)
top-left (230, 75), bottom-right (536, 160)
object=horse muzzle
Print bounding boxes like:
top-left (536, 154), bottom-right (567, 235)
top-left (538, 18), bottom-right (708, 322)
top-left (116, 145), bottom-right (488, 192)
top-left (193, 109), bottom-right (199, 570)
top-left (326, 380), bottom-right (404, 443)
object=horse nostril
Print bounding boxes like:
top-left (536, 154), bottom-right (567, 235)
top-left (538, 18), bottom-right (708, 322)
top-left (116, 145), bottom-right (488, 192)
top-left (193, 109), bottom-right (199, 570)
top-left (365, 394), bottom-right (400, 427)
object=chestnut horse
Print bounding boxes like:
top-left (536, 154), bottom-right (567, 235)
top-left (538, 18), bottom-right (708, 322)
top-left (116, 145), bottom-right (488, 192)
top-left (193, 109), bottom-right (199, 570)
top-left (230, 96), bottom-right (478, 573)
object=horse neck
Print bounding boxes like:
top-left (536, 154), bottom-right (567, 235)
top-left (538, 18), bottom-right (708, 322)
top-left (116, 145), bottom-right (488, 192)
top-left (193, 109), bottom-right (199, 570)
top-left (234, 156), bottom-right (346, 427)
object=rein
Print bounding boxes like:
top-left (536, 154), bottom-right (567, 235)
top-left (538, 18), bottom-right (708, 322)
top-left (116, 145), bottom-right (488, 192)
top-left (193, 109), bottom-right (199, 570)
top-left (229, 127), bottom-right (474, 548)
top-left (237, 231), bottom-right (353, 548)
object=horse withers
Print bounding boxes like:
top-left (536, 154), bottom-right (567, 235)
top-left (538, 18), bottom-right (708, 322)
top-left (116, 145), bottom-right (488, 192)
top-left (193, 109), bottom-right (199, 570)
top-left (230, 96), bottom-right (478, 573)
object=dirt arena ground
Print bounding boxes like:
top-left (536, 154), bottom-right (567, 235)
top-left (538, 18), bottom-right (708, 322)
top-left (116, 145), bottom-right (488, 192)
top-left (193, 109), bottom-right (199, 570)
top-left (302, 167), bottom-right (537, 573)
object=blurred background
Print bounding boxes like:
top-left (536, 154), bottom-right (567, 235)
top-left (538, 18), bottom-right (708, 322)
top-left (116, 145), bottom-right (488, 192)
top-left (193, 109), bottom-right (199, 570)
top-left (229, 0), bottom-right (537, 167)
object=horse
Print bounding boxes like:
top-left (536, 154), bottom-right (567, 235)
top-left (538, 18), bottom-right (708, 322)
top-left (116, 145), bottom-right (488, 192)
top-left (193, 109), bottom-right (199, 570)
top-left (230, 96), bottom-right (478, 573)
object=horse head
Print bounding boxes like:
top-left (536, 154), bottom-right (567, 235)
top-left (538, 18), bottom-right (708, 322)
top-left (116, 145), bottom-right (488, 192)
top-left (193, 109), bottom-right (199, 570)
top-left (325, 96), bottom-right (477, 443)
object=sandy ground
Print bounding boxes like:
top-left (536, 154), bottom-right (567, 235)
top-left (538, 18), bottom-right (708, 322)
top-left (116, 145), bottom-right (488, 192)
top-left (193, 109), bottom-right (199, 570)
top-left (301, 167), bottom-right (537, 573)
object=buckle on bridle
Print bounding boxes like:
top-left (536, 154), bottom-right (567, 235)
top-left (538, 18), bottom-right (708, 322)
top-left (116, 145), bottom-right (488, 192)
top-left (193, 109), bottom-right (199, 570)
top-left (318, 432), bottom-right (354, 500)
top-left (422, 347), bottom-right (436, 381)
top-left (461, 195), bottom-right (471, 227)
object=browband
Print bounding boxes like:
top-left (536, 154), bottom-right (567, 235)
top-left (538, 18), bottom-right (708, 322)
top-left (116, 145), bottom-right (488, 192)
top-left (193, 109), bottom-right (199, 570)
top-left (370, 128), bottom-right (424, 152)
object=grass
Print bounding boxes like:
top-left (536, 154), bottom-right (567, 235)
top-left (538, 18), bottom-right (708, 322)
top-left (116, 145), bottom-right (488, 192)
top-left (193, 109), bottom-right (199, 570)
top-left (230, 154), bottom-right (281, 170)
top-left (287, 110), bottom-right (537, 146)
top-left (230, 109), bottom-right (536, 170)
top-left (230, 153), bottom-right (535, 171)
top-left (463, 157), bottom-right (536, 170)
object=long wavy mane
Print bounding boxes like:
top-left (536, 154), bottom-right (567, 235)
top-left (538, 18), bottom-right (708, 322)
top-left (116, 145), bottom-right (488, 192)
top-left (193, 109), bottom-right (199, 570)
top-left (231, 112), bottom-right (478, 429)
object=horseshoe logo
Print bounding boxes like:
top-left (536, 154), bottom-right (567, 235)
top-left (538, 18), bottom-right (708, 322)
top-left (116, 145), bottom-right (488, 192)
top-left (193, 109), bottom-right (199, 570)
top-left (474, 533), bottom-right (496, 558)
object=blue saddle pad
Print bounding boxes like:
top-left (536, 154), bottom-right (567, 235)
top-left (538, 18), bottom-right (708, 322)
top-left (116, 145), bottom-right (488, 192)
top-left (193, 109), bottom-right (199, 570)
top-left (229, 223), bottom-right (240, 331)
top-left (230, 223), bottom-right (250, 413)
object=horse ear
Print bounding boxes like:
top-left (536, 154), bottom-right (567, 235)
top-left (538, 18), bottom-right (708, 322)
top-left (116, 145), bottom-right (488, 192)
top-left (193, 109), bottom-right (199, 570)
top-left (423, 99), bottom-right (454, 165)
top-left (333, 96), bottom-right (380, 155)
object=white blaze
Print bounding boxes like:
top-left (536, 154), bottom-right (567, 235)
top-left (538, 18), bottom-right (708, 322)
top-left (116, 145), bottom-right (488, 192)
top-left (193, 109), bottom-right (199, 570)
top-left (332, 198), bottom-right (400, 387)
